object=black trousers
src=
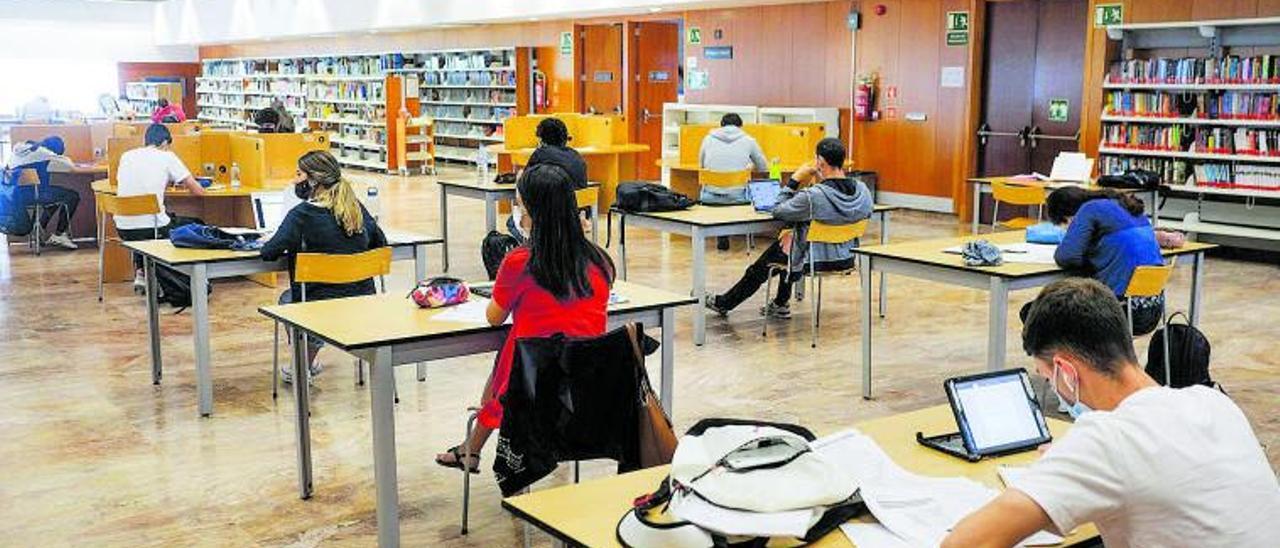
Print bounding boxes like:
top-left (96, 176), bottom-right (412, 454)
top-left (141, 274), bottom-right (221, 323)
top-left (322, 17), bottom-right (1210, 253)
top-left (26, 184), bottom-right (79, 234)
top-left (118, 215), bottom-right (203, 270)
top-left (714, 241), bottom-right (794, 311)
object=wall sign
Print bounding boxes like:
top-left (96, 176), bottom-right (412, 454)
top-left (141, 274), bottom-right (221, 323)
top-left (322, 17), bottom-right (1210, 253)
top-left (1095, 4), bottom-right (1123, 27)
top-left (945, 11), bottom-right (970, 46)
top-left (687, 69), bottom-right (710, 90)
top-left (559, 32), bottom-right (573, 55)
top-left (704, 46), bottom-right (733, 60)
top-left (593, 71), bottom-right (615, 83)
top-left (1048, 99), bottom-right (1070, 122)
top-left (687, 26), bottom-right (702, 45)
top-left (648, 71), bottom-right (671, 82)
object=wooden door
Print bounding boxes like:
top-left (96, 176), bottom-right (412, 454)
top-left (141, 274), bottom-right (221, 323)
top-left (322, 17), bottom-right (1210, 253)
top-left (1028, 0), bottom-right (1086, 173)
top-left (577, 24), bottom-right (624, 115)
top-left (628, 21), bottom-right (680, 180)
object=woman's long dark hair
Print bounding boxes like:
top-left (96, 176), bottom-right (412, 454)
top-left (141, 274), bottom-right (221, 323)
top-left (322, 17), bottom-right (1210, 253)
top-left (1046, 187), bottom-right (1145, 224)
top-left (517, 163), bottom-right (614, 300)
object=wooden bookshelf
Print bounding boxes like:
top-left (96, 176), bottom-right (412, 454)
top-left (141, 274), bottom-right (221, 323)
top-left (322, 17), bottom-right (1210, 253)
top-left (125, 82), bottom-right (183, 117)
top-left (1100, 17), bottom-right (1280, 247)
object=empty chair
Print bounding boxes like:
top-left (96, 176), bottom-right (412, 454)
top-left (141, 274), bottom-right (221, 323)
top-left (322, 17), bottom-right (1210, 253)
top-left (990, 181), bottom-right (1047, 231)
top-left (575, 186), bottom-right (600, 243)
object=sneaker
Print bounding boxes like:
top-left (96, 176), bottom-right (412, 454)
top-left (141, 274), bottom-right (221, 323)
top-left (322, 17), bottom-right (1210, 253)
top-left (759, 302), bottom-right (791, 319)
top-left (133, 270), bottom-right (147, 294)
top-left (309, 362), bottom-right (324, 379)
top-left (280, 363), bottom-right (323, 386)
top-left (704, 295), bottom-right (729, 317)
top-left (46, 232), bottom-right (77, 250)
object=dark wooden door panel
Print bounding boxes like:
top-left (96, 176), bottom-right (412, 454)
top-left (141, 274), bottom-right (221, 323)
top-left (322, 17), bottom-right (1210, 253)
top-left (630, 21), bottom-right (680, 180)
top-left (578, 24), bottom-right (624, 115)
top-left (1030, 0), bottom-right (1087, 174)
top-left (978, 0), bottom-right (1039, 178)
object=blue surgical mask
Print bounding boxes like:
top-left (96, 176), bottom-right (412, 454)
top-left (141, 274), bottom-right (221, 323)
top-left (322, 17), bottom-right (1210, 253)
top-left (1052, 362), bottom-right (1092, 419)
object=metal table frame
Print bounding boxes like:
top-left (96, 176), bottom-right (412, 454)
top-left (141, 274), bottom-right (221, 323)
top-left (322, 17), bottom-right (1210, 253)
top-left (270, 300), bottom-right (687, 548)
top-left (136, 239), bottom-right (437, 417)
top-left (856, 248), bottom-right (1207, 399)
top-left (615, 208), bottom-right (892, 346)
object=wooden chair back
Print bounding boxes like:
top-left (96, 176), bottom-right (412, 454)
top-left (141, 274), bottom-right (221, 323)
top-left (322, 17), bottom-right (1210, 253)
top-left (808, 219), bottom-right (869, 244)
top-left (1124, 264), bottom-right (1175, 298)
top-left (992, 181), bottom-right (1047, 206)
top-left (575, 187), bottom-right (599, 210)
top-left (698, 169), bottom-right (752, 187)
top-left (98, 193), bottom-right (161, 216)
top-left (294, 247), bottom-right (392, 285)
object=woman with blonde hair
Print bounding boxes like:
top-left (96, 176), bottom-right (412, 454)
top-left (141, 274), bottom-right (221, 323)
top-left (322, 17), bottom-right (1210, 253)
top-left (262, 150), bottom-right (387, 383)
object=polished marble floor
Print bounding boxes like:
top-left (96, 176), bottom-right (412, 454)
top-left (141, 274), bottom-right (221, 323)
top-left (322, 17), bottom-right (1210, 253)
top-left (1, 165), bottom-right (1276, 546)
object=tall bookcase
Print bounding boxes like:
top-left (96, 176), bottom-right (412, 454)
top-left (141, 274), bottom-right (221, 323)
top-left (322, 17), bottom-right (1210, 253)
top-left (1101, 17), bottom-right (1280, 248)
top-left (198, 48), bottom-right (527, 172)
top-left (125, 81), bottom-right (183, 117)
top-left (390, 47), bottom-right (524, 166)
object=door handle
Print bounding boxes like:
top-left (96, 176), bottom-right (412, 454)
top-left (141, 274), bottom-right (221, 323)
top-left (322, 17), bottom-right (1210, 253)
top-left (641, 108), bottom-right (653, 123)
top-left (976, 123), bottom-right (1030, 147)
top-left (1028, 125), bottom-right (1080, 149)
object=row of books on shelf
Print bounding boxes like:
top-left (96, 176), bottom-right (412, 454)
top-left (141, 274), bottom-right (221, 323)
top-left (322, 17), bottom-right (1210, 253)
top-left (1104, 91), bottom-right (1280, 120)
top-left (307, 81), bottom-right (385, 103)
top-left (417, 51), bottom-right (513, 71)
top-left (204, 56), bottom-right (393, 78)
top-left (1100, 156), bottom-right (1280, 190)
top-left (426, 89), bottom-right (517, 104)
top-left (1106, 55), bottom-right (1280, 85)
top-left (424, 105), bottom-right (514, 122)
top-left (423, 69), bottom-right (516, 87)
top-left (435, 121), bottom-right (503, 139)
top-left (307, 104), bottom-right (387, 122)
top-left (197, 95), bottom-right (243, 109)
top-left (1101, 125), bottom-right (1280, 156)
top-left (245, 81), bottom-right (305, 96)
top-left (334, 127), bottom-right (387, 146)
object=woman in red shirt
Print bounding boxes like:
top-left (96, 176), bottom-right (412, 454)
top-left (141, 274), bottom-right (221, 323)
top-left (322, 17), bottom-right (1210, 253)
top-left (435, 163), bottom-right (616, 472)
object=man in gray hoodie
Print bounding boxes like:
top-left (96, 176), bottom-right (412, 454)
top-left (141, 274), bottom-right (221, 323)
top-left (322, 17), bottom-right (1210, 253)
top-left (701, 113), bottom-right (769, 250)
top-left (706, 137), bottom-right (872, 318)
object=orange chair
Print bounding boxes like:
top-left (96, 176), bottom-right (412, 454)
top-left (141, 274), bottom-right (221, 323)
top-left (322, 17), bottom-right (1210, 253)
top-left (764, 219), bottom-right (869, 347)
top-left (699, 169), bottom-right (756, 249)
top-left (1124, 263), bottom-right (1175, 384)
top-left (990, 181), bottom-right (1047, 231)
top-left (95, 192), bottom-right (161, 301)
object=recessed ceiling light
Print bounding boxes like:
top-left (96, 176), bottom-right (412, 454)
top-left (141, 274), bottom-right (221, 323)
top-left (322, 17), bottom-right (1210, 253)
top-left (649, 6), bottom-right (663, 12)
top-left (528, 17), bottom-right (540, 21)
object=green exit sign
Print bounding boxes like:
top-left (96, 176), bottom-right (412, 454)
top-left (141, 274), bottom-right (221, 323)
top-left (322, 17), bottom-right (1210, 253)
top-left (1095, 4), bottom-right (1123, 27)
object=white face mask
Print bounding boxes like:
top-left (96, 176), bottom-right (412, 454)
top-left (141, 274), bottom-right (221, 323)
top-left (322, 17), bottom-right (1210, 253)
top-left (1052, 361), bottom-right (1092, 419)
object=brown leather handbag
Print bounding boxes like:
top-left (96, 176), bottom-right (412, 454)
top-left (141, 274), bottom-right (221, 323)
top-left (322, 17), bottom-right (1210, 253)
top-left (626, 324), bottom-right (677, 467)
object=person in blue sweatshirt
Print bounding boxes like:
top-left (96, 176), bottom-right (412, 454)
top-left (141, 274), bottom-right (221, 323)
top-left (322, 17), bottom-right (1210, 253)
top-left (5, 136), bottom-right (79, 249)
top-left (1021, 187), bottom-right (1165, 335)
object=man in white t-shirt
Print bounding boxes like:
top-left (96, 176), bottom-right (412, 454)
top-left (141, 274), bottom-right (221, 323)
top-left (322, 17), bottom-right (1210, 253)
top-left (943, 278), bottom-right (1279, 548)
top-left (115, 124), bottom-right (205, 290)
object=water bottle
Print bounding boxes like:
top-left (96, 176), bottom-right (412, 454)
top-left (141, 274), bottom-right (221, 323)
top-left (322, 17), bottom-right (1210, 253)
top-left (476, 144), bottom-right (490, 183)
top-left (365, 185), bottom-right (381, 220)
top-left (769, 157), bottom-right (782, 181)
top-left (230, 162), bottom-right (241, 189)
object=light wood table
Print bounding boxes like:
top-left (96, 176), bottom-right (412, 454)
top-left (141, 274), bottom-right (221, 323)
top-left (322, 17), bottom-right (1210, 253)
top-left (968, 176), bottom-right (1160, 234)
top-left (123, 229), bottom-right (442, 417)
top-left (503, 404), bottom-right (1100, 547)
top-left (613, 204), bottom-right (898, 346)
top-left (258, 281), bottom-right (696, 548)
top-left (488, 143), bottom-right (648, 213)
top-left (854, 230), bottom-right (1216, 398)
top-left (436, 180), bottom-right (601, 272)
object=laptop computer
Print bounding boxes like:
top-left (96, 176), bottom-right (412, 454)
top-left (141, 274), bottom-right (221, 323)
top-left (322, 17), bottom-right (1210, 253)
top-left (917, 369), bottom-right (1053, 461)
top-left (747, 180), bottom-right (783, 213)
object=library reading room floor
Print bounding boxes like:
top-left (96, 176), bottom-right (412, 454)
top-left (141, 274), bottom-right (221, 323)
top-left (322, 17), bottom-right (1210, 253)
top-left (1, 166), bottom-right (1277, 546)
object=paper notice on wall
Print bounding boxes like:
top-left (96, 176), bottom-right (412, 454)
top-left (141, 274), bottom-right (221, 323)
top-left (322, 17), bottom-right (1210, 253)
top-left (941, 66), bottom-right (965, 88)
top-left (688, 69), bottom-right (710, 90)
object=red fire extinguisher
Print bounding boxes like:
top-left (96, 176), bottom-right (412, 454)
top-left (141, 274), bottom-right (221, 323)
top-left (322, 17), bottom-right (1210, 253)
top-left (533, 71), bottom-right (548, 112)
top-left (854, 73), bottom-right (877, 121)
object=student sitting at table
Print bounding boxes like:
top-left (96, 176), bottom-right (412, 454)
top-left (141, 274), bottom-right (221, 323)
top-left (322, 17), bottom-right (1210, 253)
top-left (944, 278), bottom-right (1280, 548)
top-left (704, 137), bottom-right (872, 319)
top-left (261, 150), bottom-right (387, 384)
top-left (5, 136), bottom-right (80, 249)
top-left (506, 117), bottom-right (588, 243)
top-left (115, 124), bottom-right (206, 291)
top-left (436, 162), bottom-right (615, 473)
top-left (150, 98), bottom-right (186, 123)
top-left (701, 113), bottom-right (769, 251)
top-left (1019, 187), bottom-right (1164, 335)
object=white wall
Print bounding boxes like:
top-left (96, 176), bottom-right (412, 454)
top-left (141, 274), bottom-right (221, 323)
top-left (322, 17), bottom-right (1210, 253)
top-left (0, 0), bottom-right (196, 115)
top-left (153, 0), bottom-right (811, 45)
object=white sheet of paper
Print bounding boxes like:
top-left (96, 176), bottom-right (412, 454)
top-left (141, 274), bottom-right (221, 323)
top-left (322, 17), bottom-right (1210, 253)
top-left (432, 298), bottom-right (493, 324)
top-left (1048, 152), bottom-right (1093, 182)
top-left (840, 523), bottom-right (913, 548)
top-left (940, 66), bottom-right (965, 88)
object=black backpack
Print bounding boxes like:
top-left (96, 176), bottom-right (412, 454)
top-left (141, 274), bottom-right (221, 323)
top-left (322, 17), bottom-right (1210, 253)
top-left (614, 182), bottom-right (694, 213)
top-left (1146, 312), bottom-right (1216, 389)
top-left (1099, 169), bottom-right (1161, 191)
top-left (481, 230), bottom-right (519, 280)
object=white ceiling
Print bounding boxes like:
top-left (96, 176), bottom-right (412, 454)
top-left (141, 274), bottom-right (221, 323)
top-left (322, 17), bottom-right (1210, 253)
top-left (152, 0), bottom-right (820, 46)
